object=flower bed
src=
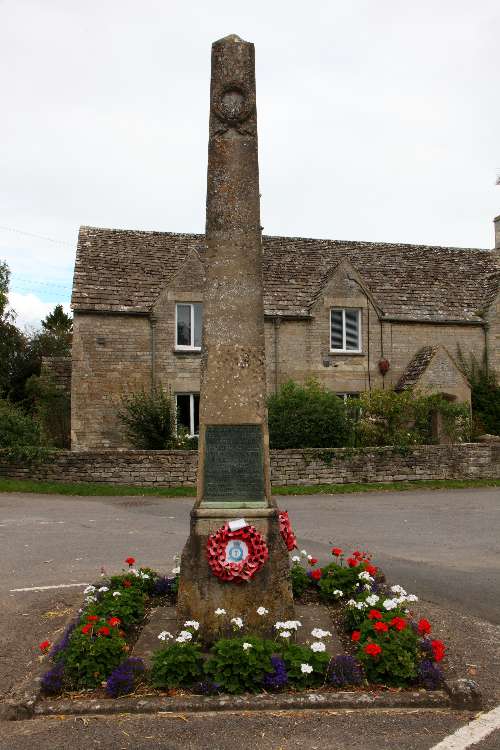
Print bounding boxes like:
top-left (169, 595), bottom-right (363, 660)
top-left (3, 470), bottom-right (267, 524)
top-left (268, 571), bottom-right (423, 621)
top-left (38, 541), bottom-right (446, 699)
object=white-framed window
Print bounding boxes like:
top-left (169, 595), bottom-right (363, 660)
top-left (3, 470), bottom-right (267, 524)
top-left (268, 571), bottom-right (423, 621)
top-left (175, 303), bottom-right (202, 350)
top-left (336, 392), bottom-right (360, 403)
top-left (330, 308), bottom-right (361, 353)
top-left (176, 393), bottom-right (200, 436)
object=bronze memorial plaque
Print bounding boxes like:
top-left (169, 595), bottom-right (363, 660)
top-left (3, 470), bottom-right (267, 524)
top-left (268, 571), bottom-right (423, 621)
top-left (203, 424), bottom-right (265, 503)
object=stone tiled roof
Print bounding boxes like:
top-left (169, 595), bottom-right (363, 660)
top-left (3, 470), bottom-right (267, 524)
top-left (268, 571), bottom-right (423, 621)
top-left (395, 346), bottom-right (438, 391)
top-left (71, 226), bottom-right (499, 322)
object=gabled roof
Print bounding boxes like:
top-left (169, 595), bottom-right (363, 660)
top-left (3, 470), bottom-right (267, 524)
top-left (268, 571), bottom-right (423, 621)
top-left (71, 226), bottom-right (499, 322)
top-left (395, 347), bottom-right (439, 391)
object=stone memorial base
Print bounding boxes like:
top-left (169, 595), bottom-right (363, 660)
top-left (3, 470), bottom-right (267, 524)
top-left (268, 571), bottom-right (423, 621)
top-left (177, 506), bottom-right (294, 642)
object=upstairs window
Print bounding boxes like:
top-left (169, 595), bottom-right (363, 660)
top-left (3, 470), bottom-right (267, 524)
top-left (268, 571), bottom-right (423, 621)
top-left (176, 303), bottom-right (202, 350)
top-left (176, 393), bottom-right (200, 436)
top-left (330, 308), bottom-right (361, 353)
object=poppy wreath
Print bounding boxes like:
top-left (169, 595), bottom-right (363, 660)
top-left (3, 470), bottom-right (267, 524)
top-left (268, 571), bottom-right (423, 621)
top-left (279, 510), bottom-right (297, 551)
top-left (206, 523), bottom-right (269, 583)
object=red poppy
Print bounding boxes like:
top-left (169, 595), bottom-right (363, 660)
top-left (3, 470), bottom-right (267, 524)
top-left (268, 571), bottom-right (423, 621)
top-left (374, 621), bottom-right (389, 632)
top-left (365, 564), bottom-right (378, 576)
top-left (87, 615), bottom-right (99, 622)
top-left (331, 547), bottom-right (343, 557)
top-left (108, 617), bottom-right (121, 627)
top-left (81, 624), bottom-right (92, 635)
top-left (431, 640), bottom-right (446, 662)
top-left (364, 643), bottom-right (382, 657)
top-left (311, 569), bottom-right (322, 580)
top-left (351, 630), bottom-right (361, 642)
top-left (123, 579), bottom-right (132, 588)
top-left (390, 617), bottom-right (407, 631)
top-left (125, 557), bottom-right (135, 566)
top-left (417, 618), bottom-right (431, 635)
top-left (39, 640), bottom-right (50, 653)
top-left (97, 626), bottom-right (111, 637)
top-left (308, 558), bottom-right (318, 566)
top-left (347, 557), bottom-right (358, 568)
top-left (368, 609), bottom-right (383, 620)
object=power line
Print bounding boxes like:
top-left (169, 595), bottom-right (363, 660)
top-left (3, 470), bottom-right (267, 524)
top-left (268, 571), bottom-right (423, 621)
top-left (0, 225), bottom-right (74, 247)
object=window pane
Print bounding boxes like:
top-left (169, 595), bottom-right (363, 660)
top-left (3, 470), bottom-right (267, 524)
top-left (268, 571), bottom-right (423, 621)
top-left (345, 309), bottom-right (359, 350)
top-left (330, 310), bottom-right (343, 350)
top-left (176, 304), bottom-right (191, 346)
top-left (176, 394), bottom-right (191, 432)
top-left (193, 303), bottom-right (202, 348)
top-left (193, 394), bottom-right (200, 435)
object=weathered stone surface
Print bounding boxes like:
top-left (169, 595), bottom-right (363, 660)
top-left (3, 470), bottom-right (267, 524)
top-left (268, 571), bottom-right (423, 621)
top-left (132, 606), bottom-right (178, 667)
top-left (295, 603), bottom-right (344, 658)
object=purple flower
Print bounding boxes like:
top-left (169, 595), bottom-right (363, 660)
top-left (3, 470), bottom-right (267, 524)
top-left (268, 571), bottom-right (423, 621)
top-left (263, 656), bottom-right (288, 690)
top-left (49, 619), bottom-right (78, 660)
top-left (105, 658), bottom-right (145, 698)
top-left (328, 655), bottom-right (364, 688)
top-left (152, 576), bottom-right (176, 597)
top-left (193, 680), bottom-right (221, 695)
top-left (41, 662), bottom-right (65, 695)
top-left (418, 659), bottom-right (443, 690)
top-left (419, 637), bottom-right (434, 656)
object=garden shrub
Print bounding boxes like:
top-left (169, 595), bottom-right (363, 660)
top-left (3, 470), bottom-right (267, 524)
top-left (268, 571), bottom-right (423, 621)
top-left (318, 562), bottom-right (363, 601)
top-left (0, 398), bottom-right (47, 460)
top-left (118, 386), bottom-right (176, 449)
top-left (267, 379), bottom-right (349, 449)
top-left (354, 616), bottom-right (419, 686)
top-left (60, 618), bottom-right (128, 689)
top-left (204, 636), bottom-right (276, 694)
top-left (290, 561), bottom-right (310, 598)
top-left (457, 348), bottom-right (500, 436)
top-left (151, 642), bottom-right (204, 688)
top-left (26, 373), bottom-right (70, 448)
top-left (281, 643), bottom-right (329, 688)
top-left (89, 588), bottom-right (146, 628)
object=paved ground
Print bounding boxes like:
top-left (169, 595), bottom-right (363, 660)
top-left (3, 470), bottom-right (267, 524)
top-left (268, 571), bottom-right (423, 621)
top-left (0, 487), bottom-right (499, 749)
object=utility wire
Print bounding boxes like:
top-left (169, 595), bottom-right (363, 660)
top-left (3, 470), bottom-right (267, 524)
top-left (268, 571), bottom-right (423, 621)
top-left (0, 225), bottom-right (74, 247)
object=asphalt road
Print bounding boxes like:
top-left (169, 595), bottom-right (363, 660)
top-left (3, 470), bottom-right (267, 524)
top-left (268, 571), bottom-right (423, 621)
top-left (1, 487), bottom-right (499, 623)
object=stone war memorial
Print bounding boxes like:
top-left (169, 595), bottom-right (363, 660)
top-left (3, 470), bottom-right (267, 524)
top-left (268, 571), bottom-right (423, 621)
top-left (26, 34), bottom-right (481, 718)
top-left (177, 33), bottom-right (294, 638)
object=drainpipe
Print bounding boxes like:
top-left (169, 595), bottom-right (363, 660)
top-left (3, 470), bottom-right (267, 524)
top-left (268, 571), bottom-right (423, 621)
top-left (150, 314), bottom-right (157, 391)
top-left (273, 317), bottom-right (281, 394)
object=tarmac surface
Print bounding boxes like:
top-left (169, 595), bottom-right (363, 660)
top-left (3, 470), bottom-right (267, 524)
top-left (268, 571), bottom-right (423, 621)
top-left (0, 487), bottom-right (499, 749)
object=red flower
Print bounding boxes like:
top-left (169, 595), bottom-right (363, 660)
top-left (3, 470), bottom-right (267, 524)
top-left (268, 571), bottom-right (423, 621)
top-left (353, 550), bottom-right (363, 560)
top-left (81, 624), bottom-right (92, 635)
top-left (331, 547), bottom-right (343, 557)
top-left (364, 643), bottom-right (382, 657)
top-left (347, 557), bottom-right (358, 568)
top-left (97, 626), bottom-right (111, 637)
top-left (374, 621), bottom-right (389, 633)
top-left (417, 618), bottom-right (431, 635)
top-left (368, 609), bottom-right (383, 620)
top-left (431, 640), bottom-right (446, 662)
top-left (108, 617), bottom-right (121, 627)
top-left (123, 579), bottom-right (132, 588)
top-left (311, 569), bottom-right (322, 580)
top-left (351, 630), bottom-right (361, 642)
top-left (365, 564), bottom-right (378, 576)
top-left (125, 557), bottom-right (135, 566)
top-left (39, 640), bottom-right (50, 653)
top-left (87, 615), bottom-right (99, 622)
top-left (308, 558), bottom-right (318, 566)
top-left (390, 617), bottom-right (407, 631)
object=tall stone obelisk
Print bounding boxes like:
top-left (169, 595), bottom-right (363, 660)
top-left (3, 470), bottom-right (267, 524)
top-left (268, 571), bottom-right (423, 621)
top-left (177, 35), bottom-right (294, 638)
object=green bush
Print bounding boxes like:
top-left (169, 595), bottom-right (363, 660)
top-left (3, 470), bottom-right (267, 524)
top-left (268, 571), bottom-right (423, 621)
top-left (318, 562), bottom-right (361, 602)
top-left (355, 619), bottom-right (419, 686)
top-left (267, 379), bottom-right (349, 449)
top-left (457, 349), bottom-right (500, 436)
top-left (61, 620), bottom-right (127, 689)
top-left (89, 588), bottom-right (146, 629)
top-left (0, 398), bottom-right (48, 460)
top-left (26, 373), bottom-right (70, 449)
top-left (291, 562), bottom-right (310, 598)
top-left (281, 643), bottom-right (330, 688)
top-left (151, 642), bottom-right (204, 688)
top-left (118, 387), bottom-right (176, 449)
top-left (204, 637), bottom-right (276, 694)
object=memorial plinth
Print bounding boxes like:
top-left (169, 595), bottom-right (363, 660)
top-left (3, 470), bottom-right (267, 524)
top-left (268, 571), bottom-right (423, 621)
top-left (177, 34), bottom-right (294, 637)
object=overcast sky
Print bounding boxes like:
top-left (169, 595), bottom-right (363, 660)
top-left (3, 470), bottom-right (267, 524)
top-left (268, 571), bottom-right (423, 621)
top-left (1, 0), bottom-right (499, 328)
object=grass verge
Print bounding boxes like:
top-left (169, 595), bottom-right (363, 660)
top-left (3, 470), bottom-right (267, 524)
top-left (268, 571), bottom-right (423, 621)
top-left (0, 477), bottom-right (498, 496)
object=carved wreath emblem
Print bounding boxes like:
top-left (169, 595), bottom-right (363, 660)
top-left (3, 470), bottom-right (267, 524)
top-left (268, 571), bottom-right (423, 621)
top-left (211, 81), bottom-right (256, 136)
top-left (206, 523), bottom-right (268, 582)
top-left (279, 510), bottom-right (298, 551)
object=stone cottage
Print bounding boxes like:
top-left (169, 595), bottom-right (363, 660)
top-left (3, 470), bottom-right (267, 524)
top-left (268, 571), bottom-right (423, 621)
top-left (69, 220), bottom-right (500, 449)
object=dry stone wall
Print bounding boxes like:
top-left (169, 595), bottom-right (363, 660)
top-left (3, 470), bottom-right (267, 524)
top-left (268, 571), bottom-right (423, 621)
top-left (0, 444), bottom-right (498, 487)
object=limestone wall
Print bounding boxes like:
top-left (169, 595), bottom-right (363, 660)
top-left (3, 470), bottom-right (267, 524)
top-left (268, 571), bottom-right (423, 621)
top-left (1, 444), bottom-right (498, 487)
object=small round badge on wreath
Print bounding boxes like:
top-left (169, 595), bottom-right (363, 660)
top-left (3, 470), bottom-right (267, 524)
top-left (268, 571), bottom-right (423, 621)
top-left (206, 523), bottom-right (269, 583)
top-left (279, 510), bottom-right (297, 551)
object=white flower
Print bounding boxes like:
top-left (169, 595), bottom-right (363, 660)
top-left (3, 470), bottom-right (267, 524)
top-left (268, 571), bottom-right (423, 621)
top-left (83, 585), bottom-right (96, 594)
top-left (390, 584), bottom-right (406, 595)
top-left (256, 607), bottom-right (268, 616)
top-left (347, 599), bottom-right (357, 607)
top-left (355, 602), bottom-right (367, 610)
top-left (129, 568), bottom-right (139, 576)
top-left (358, 571), bottom-right (373, 582)
top-left (215, 608), bottom-right (226, 616)
top-left (307, 554), bottom-right (313, 562)
top-left (184, 620), bottom-right (200, 631)
top-left (382, 598), bottom-right (398, 611)
top-left (176, 635), bottom-right (188, 643)
top-left (158, 631), bottom-right (172, 641)
top-left (112, 591), bottom-right (121, 598)
top-left (311, 628), bottom-right (331, 639)
top-left (172, 566), bottom-right (180, 575)
top-left (231, 617), bottom-right (244, 629)
top-left (98, 586), bottom-right (109, 593)
top-left (300, 663), bottom-right (313, 674)
top-left (140, 572), bottom-right (150, 580)
top-left (406, 594), bottom-right (418, 602)
top-left (300, 550), bottom-right (308, 557)
top-left (85, 595), bottom-right (97, 603)
top-left (177, 630), bottom-right (193, 641)
top-left (279, 630), bottom-right (291, 639)
top-left (274, 621), bottom-right (285, 630)
top-left (310, 641), bottom-right (326, 652)
top-left (333, 589), bottom-right (343, 597)
top-left (242, 642), bottom-right (253, 651)
top-left (291, 555), bottom-right (301, 563)
top-left (284, 620), bottom-right (302, 630)
top-left (366, 594), bottom-right (380, 606)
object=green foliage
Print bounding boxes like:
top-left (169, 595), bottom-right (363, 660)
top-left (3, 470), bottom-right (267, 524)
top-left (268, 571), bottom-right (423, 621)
top-left (267, 379), bottom-right (349, 449)
top-left (151, 642), bottom-right (204, 688)
top-left (204, 637), bottom-right (276, 694)
top-left (89, 588), bottom-right (146, 628)
top-left (281, 643), bottom-right (329, 688)
top-left (169, 426), bottom-right (199, 450)
top-left (118, 387), bottom-right (176, 449)
top-left (62, 622), bottom-right (127, 689)
top-left (457, 348), bottom-right (500, 436)
top-left (356, 620), bottom-right (419, 686)
top-left (0, 260), bottom-right (9, 318)
top-left (291, 562), bottom-right (310, 598)
top-left (0, 398), bottom-right (49, 461)
top-left (318, 562), bottom-right (361, 601)
top-left (26, 373), bottom-right (70, 448)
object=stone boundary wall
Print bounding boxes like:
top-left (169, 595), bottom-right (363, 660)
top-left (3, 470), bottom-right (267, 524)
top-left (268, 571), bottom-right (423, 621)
top-left (0, 443), bottom-right (499, 487)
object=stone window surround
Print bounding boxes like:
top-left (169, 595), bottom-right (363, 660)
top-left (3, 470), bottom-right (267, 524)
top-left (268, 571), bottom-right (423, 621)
top-left (175, 302), bottom-right (202, 351)
top-left (330, 307), bottom-right (362, 354)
